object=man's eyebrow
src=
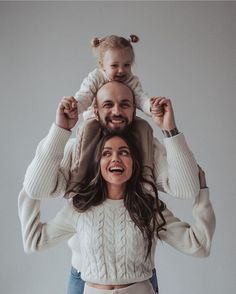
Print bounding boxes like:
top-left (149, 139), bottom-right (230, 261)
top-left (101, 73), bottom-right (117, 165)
top-left (120, 99), bottom-right (132, 103)
top-left (102, 100), bottom-right (113, 104)
top-left (100, 98), bottom-right (133, 105)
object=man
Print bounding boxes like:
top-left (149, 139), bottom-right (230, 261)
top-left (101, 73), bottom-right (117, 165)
top-left (24, 81), bottom-right (199, 200)
top-left (23, 81), bottom-right (200, 294)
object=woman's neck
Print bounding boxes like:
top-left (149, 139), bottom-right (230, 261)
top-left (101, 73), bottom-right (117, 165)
top-left (107, 184), bottom-right (125, 200)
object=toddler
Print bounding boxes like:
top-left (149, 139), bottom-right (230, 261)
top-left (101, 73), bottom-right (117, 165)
top-left (74, 34), bottom-right (152, 119)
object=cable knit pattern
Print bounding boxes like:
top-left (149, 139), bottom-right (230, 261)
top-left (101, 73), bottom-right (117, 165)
top-left (68, 199), bottom-right (155, 284)
top-left (23, 124), bottom-right (199, 200)
top-left (18, 188), bottom-right (215, 285)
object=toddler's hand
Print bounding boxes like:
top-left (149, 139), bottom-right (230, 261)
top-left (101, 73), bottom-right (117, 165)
top-left (150, 96), bottom-right (177, 130)
top-left (150, 97), bottom-right (165, 117)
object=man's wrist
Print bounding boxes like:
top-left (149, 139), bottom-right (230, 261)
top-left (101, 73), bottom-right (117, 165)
top-left (55, 123), bottom-right (71, 132)
top-left (162, 127), bottom-right (179, 138)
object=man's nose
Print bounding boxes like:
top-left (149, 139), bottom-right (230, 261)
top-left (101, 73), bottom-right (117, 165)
top-left (112, 105), bottom-right (121, 115)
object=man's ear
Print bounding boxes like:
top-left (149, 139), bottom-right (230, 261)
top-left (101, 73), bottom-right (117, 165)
top-left (94, 105), bottom-right (99, 121)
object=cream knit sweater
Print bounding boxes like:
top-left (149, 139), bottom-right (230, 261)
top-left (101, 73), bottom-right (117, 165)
top-left (23, 124), bottom-right (199, 200)
top-left (75, 68), bottom-right (151, 116)
top-left (18, 188), bottom-right (215, 285)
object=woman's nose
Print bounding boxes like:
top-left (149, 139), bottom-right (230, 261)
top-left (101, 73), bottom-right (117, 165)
top-left (111, 153), bottom-right (120, 162)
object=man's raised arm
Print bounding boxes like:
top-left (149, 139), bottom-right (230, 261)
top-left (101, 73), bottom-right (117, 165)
top-left (23, 97), bottom-right (78, 199)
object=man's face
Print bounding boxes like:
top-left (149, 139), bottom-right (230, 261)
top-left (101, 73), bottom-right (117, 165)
top-left (94, 82), bottom-right (136, 132)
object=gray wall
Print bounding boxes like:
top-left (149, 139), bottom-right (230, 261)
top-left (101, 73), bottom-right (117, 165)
top-left (1, 1), bottom-right (235, 294)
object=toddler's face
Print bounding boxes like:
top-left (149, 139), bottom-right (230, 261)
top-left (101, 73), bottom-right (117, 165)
top-left (100, 48), bottom-right (133, 82)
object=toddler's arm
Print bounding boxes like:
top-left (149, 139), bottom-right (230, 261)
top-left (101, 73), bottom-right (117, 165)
top-left (125, 75), bottom-right (152, 116)
top-left (74, 68), bottom-right (107, 114)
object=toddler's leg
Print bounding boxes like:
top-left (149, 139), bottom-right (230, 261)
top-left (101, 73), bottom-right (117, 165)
top-left (65, 118), bottom-right (102, 198)
top-left (131, 117), bottom-right (156, 195)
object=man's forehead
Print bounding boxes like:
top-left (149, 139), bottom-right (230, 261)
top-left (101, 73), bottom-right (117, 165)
top-left (96, 82), bottom-right (134, 104)
top-left (99, 97), bottom-right (133, 104)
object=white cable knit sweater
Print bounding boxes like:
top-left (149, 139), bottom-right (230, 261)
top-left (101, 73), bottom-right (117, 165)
top-left (18, 188), bottom-right (215, 285)
top-left (23, 124), bottom-right (199, 200)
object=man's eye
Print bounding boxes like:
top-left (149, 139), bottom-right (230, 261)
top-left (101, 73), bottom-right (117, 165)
top-left (121, 103), bottom-right (131, 108)
top-left (103, 103), bottom-right (113, 108)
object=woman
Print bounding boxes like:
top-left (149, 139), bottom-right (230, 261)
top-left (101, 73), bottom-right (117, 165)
top-left (18, 133), bottom-right (215, 294)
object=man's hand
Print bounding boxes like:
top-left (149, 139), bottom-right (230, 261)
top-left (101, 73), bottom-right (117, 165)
top-left (56, 96), bottom-right (78, 130)
top-left (150, 97), bottom-right (177, 130)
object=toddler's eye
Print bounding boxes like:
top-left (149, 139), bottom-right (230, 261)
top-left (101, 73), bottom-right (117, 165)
top-left (111, 64), bottom-right (118, 68)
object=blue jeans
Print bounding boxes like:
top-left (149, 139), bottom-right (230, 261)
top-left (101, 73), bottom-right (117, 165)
top-left (67, 267), bottom-right (159, 294)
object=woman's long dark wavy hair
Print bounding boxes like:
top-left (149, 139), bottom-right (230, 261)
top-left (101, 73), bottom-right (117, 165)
top-left (69, 132), bottom-right (166, 258)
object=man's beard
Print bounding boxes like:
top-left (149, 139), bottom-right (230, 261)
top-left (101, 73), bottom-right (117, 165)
top-left (100, 115), bottom-right (133, 135)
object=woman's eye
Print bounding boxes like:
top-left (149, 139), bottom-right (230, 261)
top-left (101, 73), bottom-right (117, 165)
top-left (120, 150), bottom-right (130, 156)
top-left (102, 151), bottom-right (111, 157)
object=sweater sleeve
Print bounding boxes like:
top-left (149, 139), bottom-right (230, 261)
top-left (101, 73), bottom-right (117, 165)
top-left (74, 69), bottom-right (107, 114)
top-left (18, 188), bottom-right (78, 253)
top-left (153, 133), bottom-right (200, 199)
top-left (125, 75), bottom-right (151, 116)
top-left (23, 124), bottom-right (73, 199)
top-left (159, 188), bottom-right (216, 257)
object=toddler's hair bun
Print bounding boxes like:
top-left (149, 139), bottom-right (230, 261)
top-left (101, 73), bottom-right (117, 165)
top-left (91, 37), bottom-right (100, 47)
top-left (129, 34), bottom-right (139, 43)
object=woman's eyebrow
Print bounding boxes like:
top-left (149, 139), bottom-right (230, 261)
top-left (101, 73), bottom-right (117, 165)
top-left (119, 146), bottom-right (129, 150)
top-left (103, 146), bottom-right (129, 150)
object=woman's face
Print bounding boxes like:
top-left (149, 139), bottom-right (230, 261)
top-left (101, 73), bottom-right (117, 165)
top-left (100, 136), bottom-right (133, 189)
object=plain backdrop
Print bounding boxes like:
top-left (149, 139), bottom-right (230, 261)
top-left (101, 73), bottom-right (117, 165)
top-left (0, 1), bottom-right (235, 294)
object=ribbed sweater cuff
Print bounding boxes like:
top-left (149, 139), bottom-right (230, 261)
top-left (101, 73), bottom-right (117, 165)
top-left (47, 123), bottom-right (71, 150)
top-left (163, 133), bottom-right (200, 199)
